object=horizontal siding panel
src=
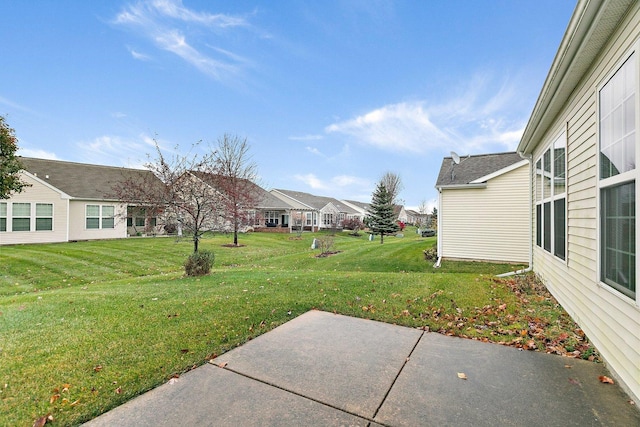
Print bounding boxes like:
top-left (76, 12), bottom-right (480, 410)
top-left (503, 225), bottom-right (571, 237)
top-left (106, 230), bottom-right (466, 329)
top-left (441, 165), bottom-right (529, 263)
top-left (530, 3), bottom-right (640, 402)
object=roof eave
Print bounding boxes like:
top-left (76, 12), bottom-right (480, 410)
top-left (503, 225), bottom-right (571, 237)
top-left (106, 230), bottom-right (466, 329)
top-left (518, 0), bottom-right (630, 155)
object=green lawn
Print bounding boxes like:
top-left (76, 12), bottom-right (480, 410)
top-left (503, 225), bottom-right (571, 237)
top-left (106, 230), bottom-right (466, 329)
top-left (0, 228), bottom-right (595, 426)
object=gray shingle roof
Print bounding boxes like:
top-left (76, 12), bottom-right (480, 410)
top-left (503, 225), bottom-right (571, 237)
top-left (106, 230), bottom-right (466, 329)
top-left (435, 152), bottom-right (524, 187)
top-left (19, 157), bottom-right (158, 200)
top-left (274, 189), bottom-right (359, 214)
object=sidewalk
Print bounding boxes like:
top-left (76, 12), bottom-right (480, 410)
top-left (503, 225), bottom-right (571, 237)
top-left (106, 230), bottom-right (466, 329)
top-left (84, 310), bottom-right (640, 426)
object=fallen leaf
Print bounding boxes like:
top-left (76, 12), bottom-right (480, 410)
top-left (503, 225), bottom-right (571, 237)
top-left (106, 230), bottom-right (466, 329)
top-left (32, 414), bottom-right (53, 427)
top-left (457, 372), bottom-right (467, 380)
top-left (217, 361), bottom-right (228, 368)
top-left (115, 387), bottom-right (122, 394)
top-left (93, 365), bottom-right (103, 372)
top-left (49, 394), bottom-right (60, 404)
top-left (564, 364), bottom-right (572, 369)
top-left (180, 349), bottom-right (189, 354)
top-left (599, 375), bottom-right (614, 384)
top-left (568, 378), bottom-right (580, 385)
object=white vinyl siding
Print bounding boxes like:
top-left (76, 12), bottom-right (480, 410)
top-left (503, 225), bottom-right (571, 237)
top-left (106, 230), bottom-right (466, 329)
top-left (440, 163), bottom-right (530, 263)
top-left (526, 5), bottom-right (640, 403)
top-left (0, 173), bottom-right (69, 245)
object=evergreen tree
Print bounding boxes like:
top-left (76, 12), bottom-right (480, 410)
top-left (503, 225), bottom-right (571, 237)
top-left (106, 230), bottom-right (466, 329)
top-left (367, 182), bottom-right (399, 244)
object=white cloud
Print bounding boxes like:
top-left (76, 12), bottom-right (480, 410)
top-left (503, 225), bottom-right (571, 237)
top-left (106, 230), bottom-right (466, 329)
top-left (306, 146), bottom-right (322, 156)
top-left (74, 134), bottom-right (157, 168)
top-left (292, 173), bottom-right (373, 201)
top-left (113, 0), bottom-right (251, 81)
top-left (293, 173), bottom-right (328, 191)
top-left (18, 148), bottom-right (59, 160)
top-left (127, 46), bottom-right (152, 61)
top-left (289, 134), bottom-right (323, 141)
top-left (325, 72), bottom-right (527, 155)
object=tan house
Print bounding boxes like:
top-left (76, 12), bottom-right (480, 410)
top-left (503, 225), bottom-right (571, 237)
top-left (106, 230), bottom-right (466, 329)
top-left (271, 189), bottom-right (360, 232)
top-left (1, 158), bottom-right (161, 245)
top-left (435, 152), bottom-right (530, 263)
top-left (518, 0), bottom-right (639, 402)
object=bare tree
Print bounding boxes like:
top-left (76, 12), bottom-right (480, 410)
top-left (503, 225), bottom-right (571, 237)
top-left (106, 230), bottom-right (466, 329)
top-left (417, 199), bottom-right (429, 228)
top-left (380, 171), bottom-right (403, 205)
top-left (210, 134), bottom-right (260, 246)
top-left (112, 139), bottom-right (223, 253)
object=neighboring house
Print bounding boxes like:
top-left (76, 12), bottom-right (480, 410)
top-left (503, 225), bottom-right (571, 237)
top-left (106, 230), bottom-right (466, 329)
top-left (189, 172), bottom-right (294, 231)
top-left (271, 189), bottom-right (360, 231)
top-left (517, 0), bottom-right (639, 402)
top-left (405, 209), bottom-right (432, 228)
top-left (341, 200), bottom-right (370, 222)
top-left (435, 152), bottom-right (530, 263)
top-left (1, 157), bottom-right (161, 245)
top-left (393, 205), bottom-right (408, 224)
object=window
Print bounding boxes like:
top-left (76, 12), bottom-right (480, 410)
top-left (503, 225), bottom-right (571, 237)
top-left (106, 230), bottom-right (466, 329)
top-left (86, 205), bottom-right (115, 230)
top-left (599, 52), bottom-right (636, 299)
top-left (35, 203), bottom-right (53, 231)
top-left (12, 203), bottom-right (31, 232)
top-left (265, 211), bottom-right (278, 225)
top-left (0, 202), bottom-right (6, 232)
top-left (135, 217), bottom-right (145, 227)
top-left (535, 131), bottom-right (566, 260)
top-left (102, 206), bottom-right (114, 229)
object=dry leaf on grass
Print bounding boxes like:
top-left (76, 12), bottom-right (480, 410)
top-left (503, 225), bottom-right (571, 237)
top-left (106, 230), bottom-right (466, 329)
top-left (32, 414), bottom-right (53, 427)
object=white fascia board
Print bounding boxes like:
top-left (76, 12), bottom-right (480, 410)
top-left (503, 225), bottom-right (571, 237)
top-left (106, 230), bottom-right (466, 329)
top-left (22, 170), bottom-right (72, 199)
top-left (469, 159), bottom-right (529, 184)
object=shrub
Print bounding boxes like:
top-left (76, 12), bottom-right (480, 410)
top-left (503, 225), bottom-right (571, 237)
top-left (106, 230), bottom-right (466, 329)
top-left (423, 247), bottom-right (438, 261)
top-left (184, 250), bottom-right (215, 276)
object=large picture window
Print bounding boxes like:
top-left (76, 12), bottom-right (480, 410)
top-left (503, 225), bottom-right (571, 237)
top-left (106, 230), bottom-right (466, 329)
top-left (535, 131), bottom-right (566, 260)
top-left (599, 52), bottom-right (636, 299)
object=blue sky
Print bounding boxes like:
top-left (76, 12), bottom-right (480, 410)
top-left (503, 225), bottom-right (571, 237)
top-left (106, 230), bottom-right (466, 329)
top-left (2, 0), bottom-right (576, 210)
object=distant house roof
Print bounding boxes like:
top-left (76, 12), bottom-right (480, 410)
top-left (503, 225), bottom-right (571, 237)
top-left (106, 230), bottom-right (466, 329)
top-left (273, 189), bottom-right (359, 214)
top-left (435, 152), bottom-right (526, 188)
top-left (190, 172), bottom-right (292, 210)
top-left (343, 199), bottom-right (371, 211)
top-left (19, 157), bottom-right (158, 200)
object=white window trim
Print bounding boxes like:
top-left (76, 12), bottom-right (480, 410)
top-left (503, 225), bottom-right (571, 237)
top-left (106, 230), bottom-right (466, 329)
top-left (595, 42), bottom-right (639, 305)
top-left (535, 128), bottom-right (567, 262)
top-left (35, 203), bottom-right (54, 232)
top-left (86, 204), bottom-right (116, 230)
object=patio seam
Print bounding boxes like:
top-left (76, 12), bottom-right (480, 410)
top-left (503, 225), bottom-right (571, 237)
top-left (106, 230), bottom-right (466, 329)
top-left (214, 364), bottom-right (395, 427)
top-left (371, 329), bottom-right (427, 420)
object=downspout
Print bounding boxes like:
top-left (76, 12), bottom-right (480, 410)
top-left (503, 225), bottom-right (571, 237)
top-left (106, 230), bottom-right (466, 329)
top-left (497, 152), bottom-right (534, 277)
top-left (433, 187), bottom-right (443, 268)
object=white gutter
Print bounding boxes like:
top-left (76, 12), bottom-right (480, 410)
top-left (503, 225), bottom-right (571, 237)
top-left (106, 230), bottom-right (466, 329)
top-left (434, 187), bottom-right (443, 268)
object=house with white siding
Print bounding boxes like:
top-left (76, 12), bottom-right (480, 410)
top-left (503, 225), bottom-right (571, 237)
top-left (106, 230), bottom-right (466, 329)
top-left (1, 157), bottom-right (161, 245)
top-left (271, 189), bottom-right (360, 231)
top-left (517, 0), bottom-right (639, 402)
top-left (435, 152), bottom-right (530, 263)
